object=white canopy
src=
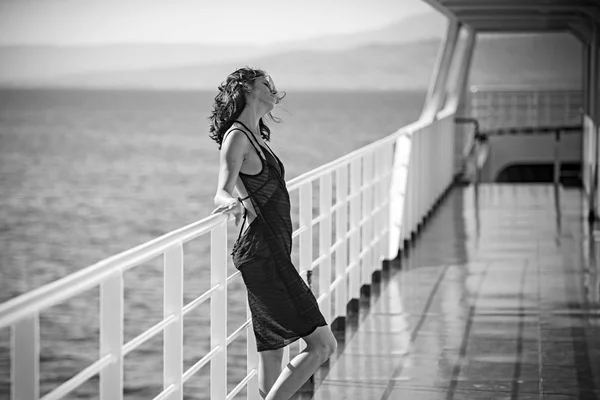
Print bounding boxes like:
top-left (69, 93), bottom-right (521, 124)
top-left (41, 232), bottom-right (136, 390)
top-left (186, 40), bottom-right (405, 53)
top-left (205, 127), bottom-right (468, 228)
top-left (422, 0), bottom-right (600, 44)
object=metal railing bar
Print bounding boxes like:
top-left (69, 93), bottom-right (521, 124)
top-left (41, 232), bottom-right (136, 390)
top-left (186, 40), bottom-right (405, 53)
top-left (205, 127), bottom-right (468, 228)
top-left (330, 275), bottom-right (344, 291)
top-left (345, 260), bottom-right (358, 275)
top-left (346, 226), bottom-right (359, 239)
top-left (347, 192), bottom-right (361, 202)
top-left (182, 284), bottom-right (220, 317)
top-left (152, 384), bottom-right (177, 400)
top-left (310, 253), bottom-right (329, 269)
top-left (182, 345), bottom-right (221, 384)
top-left (330, 238), bottom-right (343, 253)
top-left (227, 271), bottom-right (242, 286)
top-left (311, 214), bottom-right (327, 226)
top-left (226, 319), bottom-right (252, 346)
top-left (226, 369), bottom-right (258, 400)
top-left (358, 247), bottom-right (369, 260)
top-left (331, 202), bottom-right (347, 213)
top-left (291, 225), bottom-right (308, 240)
top-left (316, 292), bottom-right (328, 305)
top-left (122, 315), bottom-right (176, 356)
top-left (40, 354), bottom-right (114, 400)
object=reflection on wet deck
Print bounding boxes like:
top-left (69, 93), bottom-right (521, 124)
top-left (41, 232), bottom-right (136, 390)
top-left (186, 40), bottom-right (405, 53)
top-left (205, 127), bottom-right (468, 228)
top-left (295, 184), bottom-right (600, 400)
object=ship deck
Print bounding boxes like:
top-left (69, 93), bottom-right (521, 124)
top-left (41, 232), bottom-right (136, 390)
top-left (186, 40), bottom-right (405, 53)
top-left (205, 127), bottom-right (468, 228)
top-left (296, 184), bottom-right (600, 400)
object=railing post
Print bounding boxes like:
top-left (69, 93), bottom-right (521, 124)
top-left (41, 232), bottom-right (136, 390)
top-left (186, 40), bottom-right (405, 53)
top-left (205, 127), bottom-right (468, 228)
top-left (335, 165), bottom-right (348, 319)
top-left (246, 300), bottom-right (259, 400)
top-left (433, 122), bottom-right (440, 204)
top-left (383, 145), bottom-right (393, 258)
top-left (415, 130), bottom-right (423, 231)
top-left (534, 91), bottom-right (540, 127)
top-left (210, 222), bottom-right (228, 400)
top-left (565, 92), bottom-right (571, 124)
top-left (384, 145), bottom-right (395, 257)
top-left (100, 272), bottom-right (124, 400)
top-left (319, 173), bottom-right (332, 322)
top-left (12, 314), bottom-right (40, 400)
top-left (164, 243), bottom-right (184, 399)
top-left (298, 182), bottom-right (313, 354)
top-left (390, 134), bottom-right (411, 255)
top-left (374, 147), bottom-right (384, 261)
top-left (299, 183), bottom-right (313, 278)
top-left (349, 159), bottom-right (362, 300)
top-left (425, 125), bottom-right (433, 212)
top-left (554, 129), bottom-right (561, 186)
top-left (362, 152), bottom-right (374, 285)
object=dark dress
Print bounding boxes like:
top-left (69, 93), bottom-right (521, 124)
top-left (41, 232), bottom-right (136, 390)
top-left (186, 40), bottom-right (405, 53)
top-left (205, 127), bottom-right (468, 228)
top-left (228, 121), bottom-right (327, 352)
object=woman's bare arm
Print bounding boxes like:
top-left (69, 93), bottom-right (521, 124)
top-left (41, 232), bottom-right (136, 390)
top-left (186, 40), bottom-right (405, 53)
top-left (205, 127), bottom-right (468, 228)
top-left (212, 130), bottom-right (248, 226)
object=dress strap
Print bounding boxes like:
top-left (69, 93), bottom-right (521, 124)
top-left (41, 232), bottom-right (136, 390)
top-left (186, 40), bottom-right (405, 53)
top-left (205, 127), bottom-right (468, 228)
top-left (232, 120), bottom-right (265, 161)
top-left (262, 142), bottom-right (280, 164)
top-left (234, 202), bottom-right (249, 244)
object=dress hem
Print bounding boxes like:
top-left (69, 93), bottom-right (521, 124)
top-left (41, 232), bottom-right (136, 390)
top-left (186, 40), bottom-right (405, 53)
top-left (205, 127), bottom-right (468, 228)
top-left (256, 322), bottom-right (328, 353)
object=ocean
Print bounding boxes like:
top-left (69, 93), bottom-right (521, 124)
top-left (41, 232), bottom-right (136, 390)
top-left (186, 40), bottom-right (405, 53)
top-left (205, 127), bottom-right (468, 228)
top-left (0, 88), bottom-right (426, 399)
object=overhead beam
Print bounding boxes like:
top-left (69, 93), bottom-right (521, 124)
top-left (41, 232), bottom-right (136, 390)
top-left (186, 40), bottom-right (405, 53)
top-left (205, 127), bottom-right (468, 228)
top-left (474, 27), bottom-right (571, 34)
top-left (460, 16), bottom-right (576, 31)
top-left (570, 22), bottom-right (594, 44)
top-left (449, 2), bottom-right (598, 12)
top-left (459, 16), bottom-right (583, 30)
top-left (458, 15), bottom-right (583, 23)
top-left (466, 21), bottom-right (572, 32)
top-left (446, 0), bottom-right (596, 7)
top-left (456, 11), bottom-right (586, 19)
top-left (419, 0), bottom-right (457, 21)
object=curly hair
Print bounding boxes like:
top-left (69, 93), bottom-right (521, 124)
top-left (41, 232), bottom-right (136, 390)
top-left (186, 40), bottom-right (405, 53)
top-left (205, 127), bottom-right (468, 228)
top-left (208, 67), bottom-right (286, 149)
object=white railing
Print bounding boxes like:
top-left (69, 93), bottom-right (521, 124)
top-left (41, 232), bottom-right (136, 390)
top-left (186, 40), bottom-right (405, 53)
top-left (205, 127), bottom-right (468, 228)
top-left (468, 85), bottom-right (583, 132)
top-left (0, 111), bottom-right (459, 399)
top-left (583, 113), bottom-right (600, 217)
top-left (583, 114), bottom-right (597, 197)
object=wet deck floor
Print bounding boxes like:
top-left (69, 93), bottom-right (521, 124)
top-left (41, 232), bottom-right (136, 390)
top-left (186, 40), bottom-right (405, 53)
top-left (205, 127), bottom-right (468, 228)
top-left (294, 184), bottom-right (600, 400)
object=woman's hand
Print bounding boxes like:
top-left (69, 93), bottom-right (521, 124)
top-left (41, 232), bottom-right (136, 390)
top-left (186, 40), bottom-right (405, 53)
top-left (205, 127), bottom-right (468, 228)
top-left (211, 200), bottom-right (244, 226)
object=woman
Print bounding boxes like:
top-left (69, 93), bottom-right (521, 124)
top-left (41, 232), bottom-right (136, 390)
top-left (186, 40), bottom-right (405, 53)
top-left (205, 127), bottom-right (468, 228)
top-left (209, 67), bottom-right (337, 400)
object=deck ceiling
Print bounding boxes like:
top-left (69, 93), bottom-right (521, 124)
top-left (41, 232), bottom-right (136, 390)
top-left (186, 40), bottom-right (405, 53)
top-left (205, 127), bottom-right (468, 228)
top-left (424, 0), bottom-right (600, 43)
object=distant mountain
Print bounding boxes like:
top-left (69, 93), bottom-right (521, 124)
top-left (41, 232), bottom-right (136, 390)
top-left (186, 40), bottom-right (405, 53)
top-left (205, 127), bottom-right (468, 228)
top-left (0, 13), bottom-right (582, 91)
top-left (0, 43), bottom-right (273, 84)
top-left (1, 40), bottom-right (443, 91)
top-left (470, 33), bottom-right (582, 87)
top-left (0, 12), bottom-right (445, 87)
top-left (268, 12), bottom-right (447, 51)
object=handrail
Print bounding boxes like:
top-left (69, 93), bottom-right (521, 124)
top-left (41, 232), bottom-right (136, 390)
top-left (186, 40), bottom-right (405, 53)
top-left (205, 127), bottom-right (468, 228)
top-left (467, 86), bottom-right (584, 133)
top-left (471, 84), bottom-right (581, 92)
top-left (583, 114), bottom-right (599, 220)
top-left (0, 213), bottom-right (231, 329)
top-left (286, 119), bottom-right (427, 191)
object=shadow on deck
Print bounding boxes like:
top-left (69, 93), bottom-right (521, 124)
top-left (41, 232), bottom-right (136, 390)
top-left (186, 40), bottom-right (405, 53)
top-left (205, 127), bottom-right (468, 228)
top-left (293, 184), bottom-right (600, 400)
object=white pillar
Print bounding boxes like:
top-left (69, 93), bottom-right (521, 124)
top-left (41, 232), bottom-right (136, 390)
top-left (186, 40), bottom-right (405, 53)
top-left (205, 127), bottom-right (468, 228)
top-left (163, 244), bottom-right (183, 399)
top-left (446, 26), bottom-right (476, 114)
top-left (583, 43), bottom-right (590, 116)
top-left (420, 21), bottom-right (461, 123)
top-left (590, 23), bottom-right (599, 219)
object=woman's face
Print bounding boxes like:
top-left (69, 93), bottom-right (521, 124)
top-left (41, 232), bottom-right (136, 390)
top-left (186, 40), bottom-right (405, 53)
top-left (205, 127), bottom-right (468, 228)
top-left (247, 75), bottom-right (278, 111)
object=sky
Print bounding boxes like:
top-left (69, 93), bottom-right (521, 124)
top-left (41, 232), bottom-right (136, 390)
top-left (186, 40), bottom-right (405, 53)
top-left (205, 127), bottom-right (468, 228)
top-left (0, 0), bottom-right (434, 46)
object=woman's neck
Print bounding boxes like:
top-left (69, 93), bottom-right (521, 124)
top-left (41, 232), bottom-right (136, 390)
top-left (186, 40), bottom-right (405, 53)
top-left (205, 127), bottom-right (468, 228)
top-left (236, 107), bottom-right (262, 140)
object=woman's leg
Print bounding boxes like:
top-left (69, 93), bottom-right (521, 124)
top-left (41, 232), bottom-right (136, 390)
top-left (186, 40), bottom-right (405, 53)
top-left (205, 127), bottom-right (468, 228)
top-left (265, 326), bottom-right (337, 400)
top-left (258, 348), bottom-right (284, 399)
